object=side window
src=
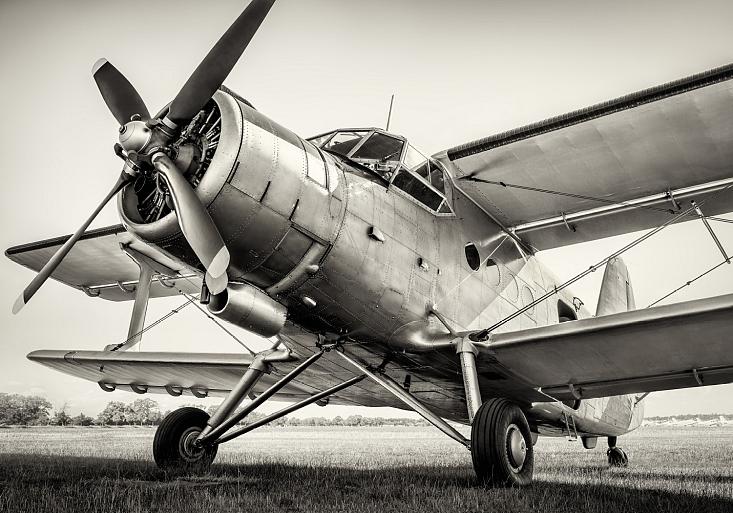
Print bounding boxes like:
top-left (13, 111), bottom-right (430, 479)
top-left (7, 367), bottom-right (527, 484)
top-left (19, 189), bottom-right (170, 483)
top-left (427, 161), bottom-right (446, 195)
top-left (392, 170), bottom-right (443, 211)
top-left (304, 141), bottom-right (328, 187)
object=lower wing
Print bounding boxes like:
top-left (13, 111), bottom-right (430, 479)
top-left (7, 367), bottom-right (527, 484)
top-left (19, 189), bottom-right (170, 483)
top-left (477, 293), bottom-right (733, 401)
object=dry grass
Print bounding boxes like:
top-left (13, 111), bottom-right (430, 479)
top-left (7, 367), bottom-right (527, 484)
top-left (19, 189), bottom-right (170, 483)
top-left (0, 425), bottom-right (731, 512)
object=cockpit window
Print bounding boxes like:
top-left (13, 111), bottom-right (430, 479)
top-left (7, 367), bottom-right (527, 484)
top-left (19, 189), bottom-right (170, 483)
top-left (351, 133), bottom-right (404, 162)
top-left (308, 132), bottom-right (334, 147)
top-left (324, 131), bottom-right (368, 156)
top-left (307, 127), bottom-right (454, 215)
top-left (392, 170), bottom-right (444, 211)
top-left (427, 161), bottom-right (446, 195)
top-left (403, 144), bottom-right (428, 170)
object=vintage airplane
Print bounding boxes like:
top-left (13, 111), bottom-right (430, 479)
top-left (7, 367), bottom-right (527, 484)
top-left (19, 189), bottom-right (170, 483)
top-left (6, 0), bottom-right (733, 486)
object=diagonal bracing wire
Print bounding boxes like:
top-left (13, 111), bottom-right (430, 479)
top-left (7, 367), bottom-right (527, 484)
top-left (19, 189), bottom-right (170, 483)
top-left (647, 258), bottom-right (732, 308)
top-left (181, 292), bottom-right (256, 355)
top-left (471, 196), bottom-right (722, 341)
top-left (462, 176), bottom-right (679, 215)
top-left (110, 295), bottom-right (197, 351)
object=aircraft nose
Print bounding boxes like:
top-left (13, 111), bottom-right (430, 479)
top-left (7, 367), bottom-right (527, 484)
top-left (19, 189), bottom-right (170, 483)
top-left (118, 89), bottom-right (342, 290)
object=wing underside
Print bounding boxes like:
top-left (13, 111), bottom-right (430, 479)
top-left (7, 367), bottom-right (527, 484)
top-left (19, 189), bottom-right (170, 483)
top-left (438, 63), bottom-right (733, 251)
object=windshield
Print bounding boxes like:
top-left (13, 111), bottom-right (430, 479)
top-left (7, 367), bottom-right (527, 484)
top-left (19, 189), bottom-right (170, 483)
top-left (351, 133), bottom-right (404, 162)
top-left (323, 131), bottom-right (369, 156)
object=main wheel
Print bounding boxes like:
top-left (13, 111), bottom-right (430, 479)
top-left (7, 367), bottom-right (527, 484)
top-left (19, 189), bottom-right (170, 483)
top-left (471, 398), bottom-right (534, 486)
top-left (153, 407), bottom-right (218, 473)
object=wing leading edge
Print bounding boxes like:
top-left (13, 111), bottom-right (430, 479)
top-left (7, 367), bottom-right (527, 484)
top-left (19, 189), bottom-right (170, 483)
top-left (5, 224), bottom-right (200, 301)
top-left (479, 293), bottom-right (733, 401)
top-left (437, 63), bottom-right (733, 251)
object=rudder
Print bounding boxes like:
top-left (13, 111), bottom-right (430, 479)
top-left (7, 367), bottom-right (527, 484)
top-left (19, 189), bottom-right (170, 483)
top-left (596, 257), bottom-right (635, 316)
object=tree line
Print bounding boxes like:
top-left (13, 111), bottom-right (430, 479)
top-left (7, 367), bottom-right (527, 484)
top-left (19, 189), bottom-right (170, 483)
top-left (0, 393), bottom-right (428, 427)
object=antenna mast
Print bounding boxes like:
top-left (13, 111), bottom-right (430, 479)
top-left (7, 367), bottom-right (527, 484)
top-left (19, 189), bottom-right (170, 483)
top-left (385, 94), bottom-right (395, 131)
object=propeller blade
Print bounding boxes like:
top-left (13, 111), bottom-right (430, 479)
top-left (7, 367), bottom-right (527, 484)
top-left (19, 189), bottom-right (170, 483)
top-left (205, 271), bottom-right (228, 296)
top-left (13, 173), bottom-right (131, 314)
top-left (151, 153), bottom-right (230, 283)
top-left (165, 0), bottom-right (276, 126)
top-left (93, 58), bottom-right (151, 125)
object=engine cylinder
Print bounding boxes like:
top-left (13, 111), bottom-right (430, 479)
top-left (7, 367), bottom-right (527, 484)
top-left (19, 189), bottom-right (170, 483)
top-left (207, 283), bottom-right (287, 338)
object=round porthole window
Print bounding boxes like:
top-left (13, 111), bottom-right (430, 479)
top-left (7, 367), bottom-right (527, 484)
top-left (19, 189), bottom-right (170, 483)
top-left (465, 243), bottom-right (480, 271)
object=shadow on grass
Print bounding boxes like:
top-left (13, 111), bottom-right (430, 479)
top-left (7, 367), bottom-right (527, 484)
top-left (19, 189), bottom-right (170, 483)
top-left (546, 464), bottom-right (733, 484)
top-left (0, 453), bottom-right (730, 513)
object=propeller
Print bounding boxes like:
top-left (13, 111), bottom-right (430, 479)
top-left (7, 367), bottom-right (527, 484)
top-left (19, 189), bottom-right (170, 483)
top-left (14, 0), bottom-right (278, 312)
top-left (92, 59), bottom-right (150, 124)
top-left (151, 153), bottom-right (230, 294)
top-left (165, 0), bottom-right (276, 127)
top-left (13, 172), bottom-right (133, 314)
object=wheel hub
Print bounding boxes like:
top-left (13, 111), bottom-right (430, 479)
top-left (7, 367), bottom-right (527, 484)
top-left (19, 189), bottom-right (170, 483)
top-left (179, 427), bottom-right (206, 462)
top-left (506, 424), bottom-right (527, 471)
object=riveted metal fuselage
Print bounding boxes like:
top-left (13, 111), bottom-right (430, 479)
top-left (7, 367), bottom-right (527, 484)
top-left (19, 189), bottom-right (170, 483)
top-left (119, 89), bottom-right (641, 435)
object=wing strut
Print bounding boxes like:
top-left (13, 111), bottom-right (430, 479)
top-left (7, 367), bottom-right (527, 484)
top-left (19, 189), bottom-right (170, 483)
top-left (692, 201), bottom-right (731, 264)
top-left (110, 245), bottom-right (191, 352)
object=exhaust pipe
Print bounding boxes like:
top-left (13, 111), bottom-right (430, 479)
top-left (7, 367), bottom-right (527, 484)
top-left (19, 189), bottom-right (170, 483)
top-left (208, 283), bottom-right (287, 338)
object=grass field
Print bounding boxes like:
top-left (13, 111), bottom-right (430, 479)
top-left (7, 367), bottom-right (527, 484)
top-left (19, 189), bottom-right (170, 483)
top-left (0, 425), bottom-right (731, 512)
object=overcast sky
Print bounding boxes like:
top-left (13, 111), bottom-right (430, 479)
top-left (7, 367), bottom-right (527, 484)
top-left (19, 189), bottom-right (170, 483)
top-left (1, 0), bottom-right (732, 419)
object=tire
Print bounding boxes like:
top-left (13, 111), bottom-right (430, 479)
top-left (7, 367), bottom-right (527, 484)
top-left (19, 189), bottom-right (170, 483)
top-left (153, 407), bottom-right (218, 473)
top-left (607, 446), bottom-right (629, 467)
top-left (471, 398), bottom-right (534, 486)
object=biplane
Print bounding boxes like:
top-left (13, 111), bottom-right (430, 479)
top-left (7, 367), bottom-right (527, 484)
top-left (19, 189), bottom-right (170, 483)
top-left (6, 0), bottom-right (733, 486)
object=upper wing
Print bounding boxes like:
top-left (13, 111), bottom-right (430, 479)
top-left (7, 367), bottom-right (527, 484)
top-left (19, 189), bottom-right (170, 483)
top-left (479, 293), bottom-right (733, 401)
top-left (5, 224), bottom-right (201, 301)
top-left (436, 63), bottom-right (733, 251)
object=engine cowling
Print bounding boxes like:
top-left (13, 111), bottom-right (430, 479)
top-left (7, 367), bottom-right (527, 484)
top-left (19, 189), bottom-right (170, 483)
top-left (117, 88), bottom-right (343, 289)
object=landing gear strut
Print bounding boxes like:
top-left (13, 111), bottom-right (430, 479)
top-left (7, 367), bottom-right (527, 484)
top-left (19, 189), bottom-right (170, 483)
top-left (606, 435), bottom-right (628, 467)
top-left (152, 345), bottom-right (365, 473)
top-left (471, 398), bottom-right (534, 486)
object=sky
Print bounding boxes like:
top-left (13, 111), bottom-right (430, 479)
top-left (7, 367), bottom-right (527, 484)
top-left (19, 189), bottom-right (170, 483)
top-left (1, 0), bottom-right (732, 419)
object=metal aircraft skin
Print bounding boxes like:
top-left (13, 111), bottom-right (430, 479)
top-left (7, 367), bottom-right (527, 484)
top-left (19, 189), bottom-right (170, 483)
top-left (6, 0), bottom-right (733, 485)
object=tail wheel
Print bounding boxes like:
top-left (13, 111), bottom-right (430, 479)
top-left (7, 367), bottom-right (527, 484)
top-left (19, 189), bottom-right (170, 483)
top-left (153, 407), bottom-right (218, 473)
top-left (607, 437), bottom-right (629, 467)
top-left (471, 398), bottom-right (534, 486)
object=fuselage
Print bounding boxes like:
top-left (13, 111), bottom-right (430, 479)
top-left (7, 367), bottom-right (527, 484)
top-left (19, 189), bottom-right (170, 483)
top-left (119, 89), bottom-right (643, 438)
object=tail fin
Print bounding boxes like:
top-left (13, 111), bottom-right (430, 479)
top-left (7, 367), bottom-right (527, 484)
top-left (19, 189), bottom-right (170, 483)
top-left (596, 257), bottom-right (636, 316)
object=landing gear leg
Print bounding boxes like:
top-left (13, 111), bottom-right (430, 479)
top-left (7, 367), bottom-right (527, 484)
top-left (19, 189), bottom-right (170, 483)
top-left (606, 435), bottom-right (628, 467)
top-left (456, 337), bottom-right (534, 486)
top-left (471, 398), bottom-right (534, 486)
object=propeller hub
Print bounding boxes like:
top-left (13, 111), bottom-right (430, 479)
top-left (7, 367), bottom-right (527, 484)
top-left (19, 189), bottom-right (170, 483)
top-left (119, 120), bottom-right (152, 154)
